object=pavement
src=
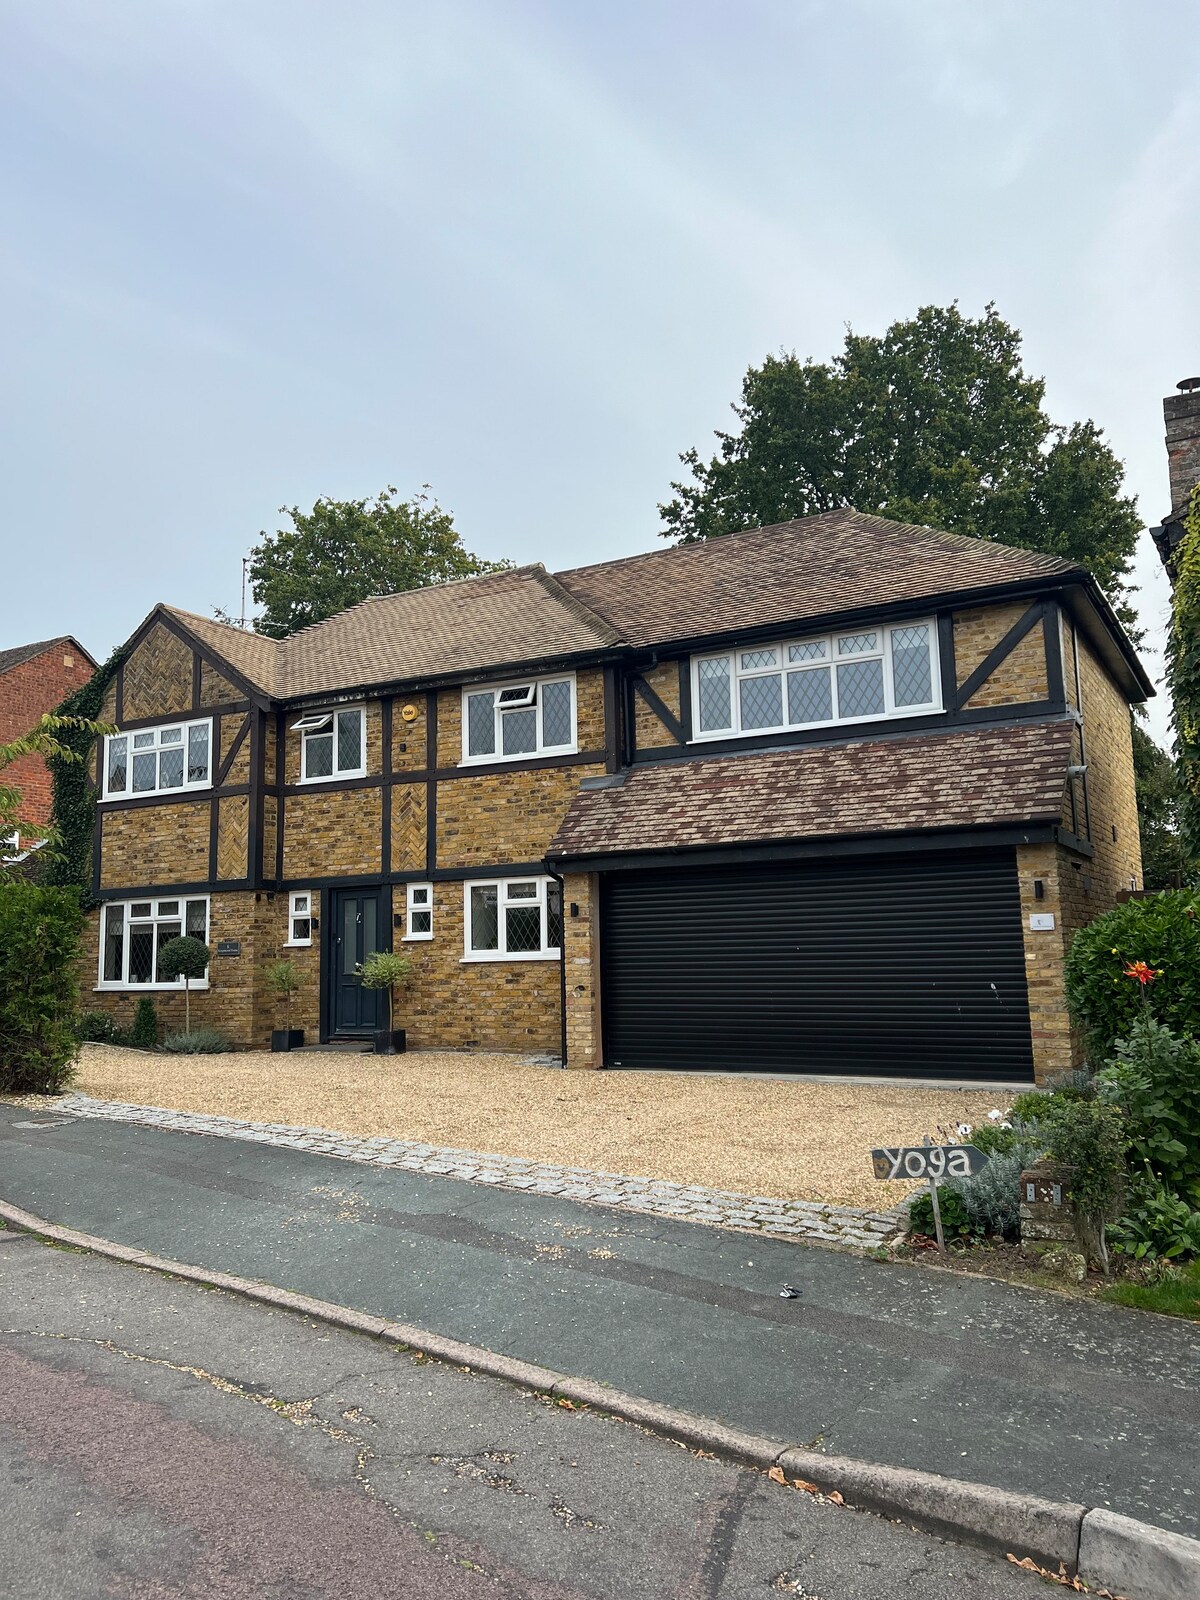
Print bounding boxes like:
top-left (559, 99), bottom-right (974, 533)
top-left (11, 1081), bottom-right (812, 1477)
top-left (2, 1107), bottom-right (1198, 1544)
top-left (0, 1232), bottom-right (1054, 1600)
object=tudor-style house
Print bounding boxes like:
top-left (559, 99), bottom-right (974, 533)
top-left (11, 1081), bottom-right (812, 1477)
top-left (85, 511), bottom-right (1150, 1085)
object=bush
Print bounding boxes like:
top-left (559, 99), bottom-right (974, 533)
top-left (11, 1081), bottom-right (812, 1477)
top-left (1042, 1095), bottom-right (1129, 1271)
top-left (951, 1130), bottom-right (1050, 1239)
top-left (906, 1186), bottom-right (984, 1242)
top-left (1064, 890), bottom-right (1200, 1059)
top-left (0, 881), bottom-right (83, 1093)
top-left (1096, 1016), bottom-right (1200, 1203)
top-left (129, 997), bottom-right (158, 1050)
top-left (77, 1009), bottom-right (120, 1044)
top-left (161, 1027), bottom-right (233, 1054)
top-left (1109, 1174), bottom-right (1200, 1261)
top-left (1009, 1071), bottom-right (1094, 1127)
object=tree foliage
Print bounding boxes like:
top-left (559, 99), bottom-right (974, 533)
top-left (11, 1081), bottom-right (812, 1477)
top-left (1132, 720), bottom-right (1188, 890)
top-left (1, 711), bottom-right (111, 882)
top-left (660, 303), bottom-right (1140, 616)
top-left (1168, 487), bottom-right (1200, 865)
top-left (44, 646), bottom-right (125, 900)
top-left (0, 880), bottom-right (83, 1093)
top-left (246, 486), bottom-right (508, 639)
top-left (1064, 889), bottom-right (1200, 1061)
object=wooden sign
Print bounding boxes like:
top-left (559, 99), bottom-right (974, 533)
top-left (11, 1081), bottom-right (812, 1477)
top-left (871, 1145), bottom-right (989, 1182)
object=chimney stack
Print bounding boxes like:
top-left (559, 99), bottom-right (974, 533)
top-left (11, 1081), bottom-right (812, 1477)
top-left (1152, 376), bottom-right (1200, 575)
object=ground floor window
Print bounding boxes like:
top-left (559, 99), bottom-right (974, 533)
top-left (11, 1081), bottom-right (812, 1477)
top-left (463, 876), bottom-right (562, 961)
top-left (404, 882), bottom-right (433, 940)
top-left (99, 897), bottom-right (210, 988)
top-left (287, 890), bottom-right (312, 945)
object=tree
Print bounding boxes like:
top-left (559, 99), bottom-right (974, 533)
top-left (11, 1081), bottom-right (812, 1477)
top-left (1131, 721), bottom-right (1188, 890)
top-left (1168, 487), bottom-right (1200, 866)
top-left (660, 304), bottom-right (1141, 619)
top-left (244, 486), bottom-right (508, 639)
top-left (157, 935), bottom-right (212, 1034)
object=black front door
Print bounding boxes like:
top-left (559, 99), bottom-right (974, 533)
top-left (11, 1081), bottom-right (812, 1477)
top-left (328, 888), bottom-right (385, 1036)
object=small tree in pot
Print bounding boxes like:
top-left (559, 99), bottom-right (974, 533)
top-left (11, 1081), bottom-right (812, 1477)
top-left (157, 936), bottom-right (212, 1037)
top-left (358, 950), bottom-right (414, 1054)
top-left (265, 959), bottom-right (304, 1051)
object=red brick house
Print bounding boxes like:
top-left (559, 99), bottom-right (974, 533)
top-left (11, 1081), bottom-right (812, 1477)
top-left (0, 636), bottom-right (97, 855)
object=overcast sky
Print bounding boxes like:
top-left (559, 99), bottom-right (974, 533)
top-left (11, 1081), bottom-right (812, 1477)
top-left (2, 1), bottom-right (1196, 746)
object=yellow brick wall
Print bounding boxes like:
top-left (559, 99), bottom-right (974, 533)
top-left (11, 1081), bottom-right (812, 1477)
top-left (1062, 620), bottom-right (1142, 902)
top-left (99, 801), bottom-right (210, 887)
top-left (954, 603), bottom-right (1049, 708)
top-left (437, 764), bottom-right (604, 868)
top-left (122, 625), bottom-right (193, 720)
top-left (219, 713), bottom-right (252, 785)
top-left (283, 787), bottom-right (383, 879)
top-left (216, 795), bottom-right (249, 880)
top-left (634, 662), bottom-right (682, 750)
top-left (199, 660), bottom-right (244, 706)
top-left (391, 694), bottom-right (428, 771)
top-left (563, 871), bottom-right (602, 1068)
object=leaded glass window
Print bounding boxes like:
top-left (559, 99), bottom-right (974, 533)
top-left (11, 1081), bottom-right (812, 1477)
top-left (465, 878), bottom-right (561, 959)
top-left (296, 708), bottom-right (365, 781)
top-left (463, 679), bottom-right (575, 761)
top-left (102, 720), bottom-right (211, 799)
top-left (99, 898), bottom-right (209, 987)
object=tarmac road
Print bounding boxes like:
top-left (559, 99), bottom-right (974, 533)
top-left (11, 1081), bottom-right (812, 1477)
top-left (0, 1231), bottom-right (1050, 1600)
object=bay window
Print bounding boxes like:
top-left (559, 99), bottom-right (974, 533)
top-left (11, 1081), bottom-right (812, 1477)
top-left (462, 676), bottom-right (575, 764)
top-left (103, 720), bottom-right (211, 799)
top-left (463, 877), bottom-right (562, 961)
top-left (693, 620), bottom-right (939, 740)
top-left (98, 897), bottom-right (210, 988)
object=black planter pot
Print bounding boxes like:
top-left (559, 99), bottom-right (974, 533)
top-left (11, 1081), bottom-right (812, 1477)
top-left (271, 1028), bottom-right (305, 1052)
top-left (373, 1028), bottom-right (407, 1056)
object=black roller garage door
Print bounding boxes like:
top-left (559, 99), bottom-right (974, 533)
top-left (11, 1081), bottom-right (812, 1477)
top-left (600, 850), bottom-right (1033, 1081)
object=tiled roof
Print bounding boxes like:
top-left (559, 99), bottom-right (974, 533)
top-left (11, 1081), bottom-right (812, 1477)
top-left (554, 510), bottom-right (1081, 648)
top-left (0, 636), bottom-right (95, 677)
top-left (281, 566), bottom-right (621, 698)
top-left (548, 720), bottom-right (1075, 860)
top-left (164, 609), bottom-right (284, 696)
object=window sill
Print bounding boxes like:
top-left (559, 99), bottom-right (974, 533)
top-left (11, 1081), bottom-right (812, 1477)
top-left (457, 748), bottom-right (577, 769)
top-left (461, 951), bottom-right (561, 964)
top-left (99, 785), bottom-right (213, 803)
top-left (281, 941), bottom-right (312, 949)
top-left (688, 704), bottom-right (943, 743)
top-left (401, 934), bottom-right (433, 943)
top-left (93, 982), bottom-right (212, 993)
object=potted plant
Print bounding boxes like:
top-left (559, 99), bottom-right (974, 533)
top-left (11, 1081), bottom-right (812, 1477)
top-left (156, 935), bottom-right (212, 1038)
top-left (358, 949), bottom-right (414, 1055)
top-left (265, 958), bottom-right (305, 1051)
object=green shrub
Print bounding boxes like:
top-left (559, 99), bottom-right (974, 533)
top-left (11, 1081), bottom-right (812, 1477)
top-left (1096, 1016), bottom-right (1200, 1203)
top-left (905, 1186), bottom-right (983, 1242)
top-left (157, 935), bottom-right (211, 1033)
top-left (77, 1009), bottom-right (119, 1044)
top-left (1109, 1174), bottom-right (1200, 1261)
top-left (1064, 890), bottom-right (1200, 1059)
top-left (0, 881), bottom-right (83, 1094)
top-left (949, 1128), bottom-right (1049, 1239)
top-left (1042, 1095), bottom-right (1129, 1272)
top-left (161, 1028), bottom-right (232, 1054)
top-left (129, 997), bottom-right (158, 1050)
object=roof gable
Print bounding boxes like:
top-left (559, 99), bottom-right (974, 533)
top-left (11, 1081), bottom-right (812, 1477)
top-left (0, 635), bottom-right (97, 678)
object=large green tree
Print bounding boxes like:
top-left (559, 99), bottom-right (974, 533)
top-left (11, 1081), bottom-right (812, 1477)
top-left (246, 486), bottom-right (507, 639)
top-left (1131, 721), bottom-right (1188, 890)
top-left (660, 303), bottom-right (1140, 617)
top-left (1168, 487), bottom-right (1200, 867)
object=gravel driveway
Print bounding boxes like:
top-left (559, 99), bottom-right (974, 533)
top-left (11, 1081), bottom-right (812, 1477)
top-left (60, 1045), bottom-right (1015, 1206)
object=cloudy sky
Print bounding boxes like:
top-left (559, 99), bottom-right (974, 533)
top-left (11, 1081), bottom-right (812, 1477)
top-left (2, 1), bottom-right (1196, 745)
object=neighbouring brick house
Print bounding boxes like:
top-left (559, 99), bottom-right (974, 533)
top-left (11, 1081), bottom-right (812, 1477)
top-left (0, 635), bottom-right (97, 856)
top-left (84, 511), bottom-right (1149, 1083)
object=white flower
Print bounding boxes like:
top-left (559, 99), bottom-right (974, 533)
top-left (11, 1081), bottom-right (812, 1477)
top-left (988, 1109), bottom-right (1004, 1121)
top-left (956, 1123), bottom-right (972, 1138)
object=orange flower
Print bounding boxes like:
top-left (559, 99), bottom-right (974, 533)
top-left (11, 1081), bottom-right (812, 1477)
top-left (1123, 960), bottom-right (1161, 986)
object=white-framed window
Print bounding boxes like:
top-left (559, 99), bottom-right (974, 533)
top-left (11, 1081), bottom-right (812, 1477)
top-left (692, 620), bottom-right (940, 741)
top-left (1, 828), bottom-right (19, 859)
top-left (286, 890), bottom-right (312, 946)
top-left (294, 707), bottom-right (366, 782)
top-left (97, 897), bottom-right (210, 989)
top-left (403, 882), bottom-right (433, 940)
top-left (102, 719), bottom-right (212, 800)
top-left (461, 675), bottom-right (576, 765)
top-left (463, 876), bottom-right (563, 961)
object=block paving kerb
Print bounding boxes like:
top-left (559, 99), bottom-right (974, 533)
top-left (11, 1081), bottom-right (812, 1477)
top-left (50, 1092), bottom-right (906, 1250)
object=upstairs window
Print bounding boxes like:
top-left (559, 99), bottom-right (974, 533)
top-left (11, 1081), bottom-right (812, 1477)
top-left (693, 621), bottom-right (939, 740)
top-left (103, 720), bottom-right (211, 799)
top-left (462, 676), bottom-right (575, 764)
top-left (1, 828), bottom-right (19, 859)
top-left (99, 897), bottom-right (209, 988)
top-left (464, 877), bottom-right (562, 960)
top-left (294, 707), bottom-right (366, 782)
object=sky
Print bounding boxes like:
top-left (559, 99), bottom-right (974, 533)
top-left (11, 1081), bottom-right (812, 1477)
top-left (1, 1), bottom-right (1197, 748)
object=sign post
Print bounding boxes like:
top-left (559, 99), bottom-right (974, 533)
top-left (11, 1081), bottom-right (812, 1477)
top-left (869, 1139), bottom-right (990, 1253)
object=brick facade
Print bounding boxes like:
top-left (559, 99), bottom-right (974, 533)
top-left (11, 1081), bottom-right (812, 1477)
top-left (0, 638), bottom-right (96, 845)
top-left (83, 578), bottom-right (1145, 1078)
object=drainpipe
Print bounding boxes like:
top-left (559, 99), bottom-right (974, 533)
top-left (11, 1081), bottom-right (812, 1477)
top-left (544, 859), bottom-right (568, 1068)
top-left (1070, 621), bottom-right (1092, 842)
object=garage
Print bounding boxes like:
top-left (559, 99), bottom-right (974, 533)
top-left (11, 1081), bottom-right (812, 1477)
top-left (599, 849), bottom-right (1034, 1082)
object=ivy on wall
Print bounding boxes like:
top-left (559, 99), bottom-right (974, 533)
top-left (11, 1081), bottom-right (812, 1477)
top-left (42, 645), bottom-right (126, 903)
top-left (1168, 486), bottom-right (1200, 869)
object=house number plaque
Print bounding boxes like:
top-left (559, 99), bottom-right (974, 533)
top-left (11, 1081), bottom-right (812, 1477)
top-left (216, 939), bottom-right (241, 957)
